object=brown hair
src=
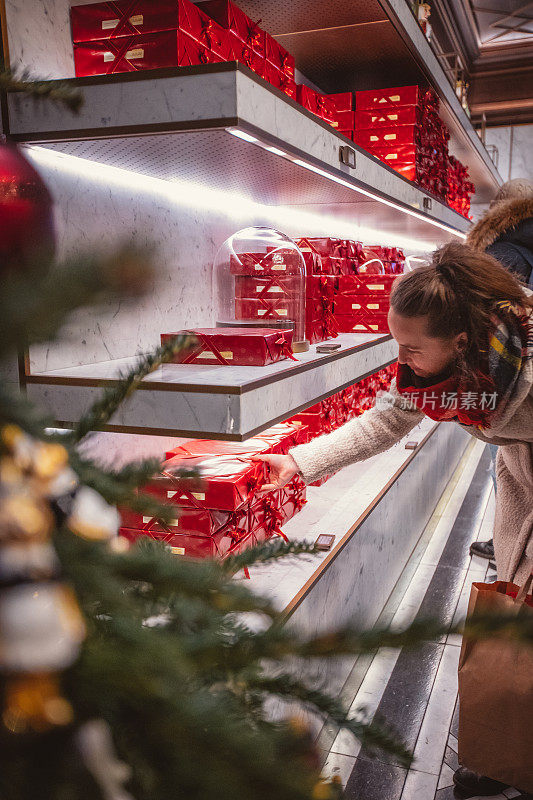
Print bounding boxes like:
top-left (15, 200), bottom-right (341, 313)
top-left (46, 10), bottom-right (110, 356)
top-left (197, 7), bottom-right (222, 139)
top-left (390, 242), bottom-right (533, 382)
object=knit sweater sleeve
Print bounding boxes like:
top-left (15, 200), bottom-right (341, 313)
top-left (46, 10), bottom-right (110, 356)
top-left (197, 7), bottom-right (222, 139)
top-left (289, 378), bottom-right (425, 484)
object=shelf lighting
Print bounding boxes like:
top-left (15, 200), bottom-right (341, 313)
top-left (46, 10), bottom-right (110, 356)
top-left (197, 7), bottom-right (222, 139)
top-left (226, 128), bottom-right (259, 143)
top-left (26, 145), bottom-right (440, 253)
top-left (225, 127), bottom-right (467, 241)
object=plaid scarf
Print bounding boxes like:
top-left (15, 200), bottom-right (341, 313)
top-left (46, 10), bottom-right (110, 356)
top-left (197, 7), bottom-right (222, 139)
top-left (396, 300), bottom-right (533, 429)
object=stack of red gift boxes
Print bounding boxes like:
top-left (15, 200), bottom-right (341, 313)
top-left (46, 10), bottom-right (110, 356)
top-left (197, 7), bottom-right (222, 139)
top-left (70, 0), bottom-right (296, 96)
top-left (119, 363), bottom-right (398, 557)
top-left (447, 155), bottom-right (475, 219)
top-left (289, 363), bottom-right (397, 485)
top-left (231, 246), bottom-right (302, 327)
top-left (119, 421), bottom-right (308, 559)
top-left (297, 238), bottom-right (404, 340)
top-left (353, 85), bottom-right (450, 202)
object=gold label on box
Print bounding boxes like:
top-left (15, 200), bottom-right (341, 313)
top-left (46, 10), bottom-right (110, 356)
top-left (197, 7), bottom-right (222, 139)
top-left (170, 518), bottom-right (180, 526)
top-left (370, 135), bottom-right (378, 141)
top-left (368, 284), bottom-right (385, 290)
top-left (129, 14), bottom-right (144, 25)
top-left (368, 304), bottom-right (379, 309)
top-left (171, 547), bottom-right (185, 555)
top-left (103, 52), bottom-right (115, 61)
top-left (385, 153), bottom-right (398, 160)
top-left (351, 303), bottom-right (361, 309)
top-left (167, 490), bottom-right (177, 499)
top-left (389, 114), bottom-right (398, 120)
top-left (196, 350), bottom-right (233, 360)
top-left (277, 309), bottom-right (288, 316)
top-left (126, 48), bottom-right (144, 60)
top-left (254, 265), bottom-right (265, 271)
top-left (102, 18), bottom-right (119, 29)
top-left (142, 516), bottom-right (152, 523)
top-left (272, 264), bottom-right (287, 271)
top-left (389, 94), bottom-right (401, 102)
top-left (192, 492), bottom-right (205, 500)
top-left (331, 121), bottom-right (339, 127)
top-left (384, 133), bottom-right (396, 140)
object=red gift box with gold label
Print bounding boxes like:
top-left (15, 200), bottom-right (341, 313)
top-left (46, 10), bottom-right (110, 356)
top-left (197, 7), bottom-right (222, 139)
top-left (230, 249), bottom-right (302, 276)
top-left (332, 109), bottom-right (355, 130)
top-left (334, 294), bottom-right (390, 316)
top-left (296, 86), bottom-right (337, 125)
top-left (334, 312), bottom-right (389, 334)
top-left (264, 32), bottom-right (295, 78)
top-left (356, 85), bottom-right (438, 111)
top-left (73, 29), bottom-right (226, 76)
top-left (161, 327), bottom-right (295, 366)
top-left (119, 523), bottom-right (246, 558)
top-left (71, 0), bottom-right (217, 42)
top-left (158, 452), bottom-right (265, 511)
top-left (235, 296), bottom-right (297, 322)
top-left (354, 125), bottom-right (426, 149)
top-left (234, 275), bottom-right (300, 301)
top-left (354, 106), bottom-right (423, 129)
top-left (336, 274), bottom-right (398, 296)
top-left (198, 0), bottom-right (265, 55)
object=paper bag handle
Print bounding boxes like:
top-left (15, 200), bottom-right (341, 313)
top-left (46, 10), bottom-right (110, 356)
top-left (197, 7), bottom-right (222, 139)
top-left (514, 572), bottom-right (533, 605)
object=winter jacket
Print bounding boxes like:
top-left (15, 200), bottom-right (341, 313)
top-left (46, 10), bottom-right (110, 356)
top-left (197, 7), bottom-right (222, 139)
top-left (468, 196), bottom-right (533, 285)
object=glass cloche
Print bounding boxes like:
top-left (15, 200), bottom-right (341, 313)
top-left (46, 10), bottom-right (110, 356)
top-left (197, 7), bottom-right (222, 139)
top-left (213, 227), bottom-right (308, 352)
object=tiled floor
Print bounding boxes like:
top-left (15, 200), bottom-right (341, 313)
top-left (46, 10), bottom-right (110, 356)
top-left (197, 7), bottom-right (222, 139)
top-left (318, 441), bottom-right (532, 800)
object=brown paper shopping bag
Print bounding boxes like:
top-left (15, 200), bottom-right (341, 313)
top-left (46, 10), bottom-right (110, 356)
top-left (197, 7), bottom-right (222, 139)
top-left (458, 574), bottom-right (533, 792)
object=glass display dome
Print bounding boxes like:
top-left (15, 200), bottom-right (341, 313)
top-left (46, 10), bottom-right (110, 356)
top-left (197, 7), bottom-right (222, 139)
top-left (213, 227), bottom-right (308, 352)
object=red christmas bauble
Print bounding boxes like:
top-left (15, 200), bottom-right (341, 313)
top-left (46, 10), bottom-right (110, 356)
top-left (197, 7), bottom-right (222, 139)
top-left (0, 143), bottom-right (55, 274)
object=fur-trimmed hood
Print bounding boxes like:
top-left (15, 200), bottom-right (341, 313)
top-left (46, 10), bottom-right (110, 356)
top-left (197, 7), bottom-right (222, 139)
top-left (468, 196), bottom-right (533, 251)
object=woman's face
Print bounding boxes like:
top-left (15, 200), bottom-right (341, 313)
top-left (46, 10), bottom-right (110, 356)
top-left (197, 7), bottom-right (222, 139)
top-left (387, 308), bottom-right (467, 378)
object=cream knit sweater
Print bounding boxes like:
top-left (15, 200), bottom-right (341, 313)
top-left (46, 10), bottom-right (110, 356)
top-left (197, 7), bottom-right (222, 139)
top-left (290, 330), bottom-right (533, 584)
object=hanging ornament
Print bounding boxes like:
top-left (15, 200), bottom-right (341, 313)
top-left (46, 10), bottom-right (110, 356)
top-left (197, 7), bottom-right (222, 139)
top-left (0, 141), bottom-right (56, 276)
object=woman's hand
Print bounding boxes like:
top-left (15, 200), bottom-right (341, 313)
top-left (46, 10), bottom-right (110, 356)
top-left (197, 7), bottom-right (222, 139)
top-left (251, 453), bottom-right (300, 492)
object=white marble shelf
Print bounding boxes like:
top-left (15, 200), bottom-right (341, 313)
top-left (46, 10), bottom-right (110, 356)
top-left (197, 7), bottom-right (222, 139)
top-left (25, 333), bottom-right (398, 440)
top-left (8, 64), bottom-right (469, 244)
top-left (240, 417), bottom-right (469, 641)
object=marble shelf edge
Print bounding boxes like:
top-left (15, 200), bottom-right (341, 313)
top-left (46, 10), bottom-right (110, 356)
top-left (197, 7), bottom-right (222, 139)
top-left (6, 64), bottom-right (470, 236)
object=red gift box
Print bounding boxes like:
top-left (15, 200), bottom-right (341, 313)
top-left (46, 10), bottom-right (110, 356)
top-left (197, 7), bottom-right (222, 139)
top-left (235, 275), bottom-right (300, 300)
top-left (356, 85), bottom-right (438, 111)
top-left (161, 327), bottom-right (295, 366)
top-left (327, 92), bottom-right (354, 112)
top-left (320, 256), bottom-right (354, 276)
top-left (354, 106), bottom-right (423, 129)
top-left (354, 125), bottom-right (427, 149)
top-left (264, 32), bottom-right (295, 78)
top-left (301, 250), bottom-right (323, 275)
top-left (297, 237), bottom-right (348, 258)
top-left (230, 249), bottom-right (302, 276)
top-left (165, 420), bottom-right (308, 461)
top-left (296, 85), bottom-right (336, 124)
top-left (334, 312), bottom-right (389, 334)
top-left (335, 274), bottom-right (397, 295)
top-left (119, 524), bottom-right (245, 558)
top-left (262, 63), bottom-right (297, 99)
top-left (198, 0), bottom-right (265, 55)
top-left (71, 0), bottom-right (215, 42)
top-left (160, 452), bottom-right (265, 511)
top-left (332, 109), bottom-right (355, 130)
top-left (334, 295), bottom-right (390, 316)
top-left (233, 42), bottom-right (265, 78)
top-left (73, 29), bottom-right (222, 76)
top-left (235, 296), bottom-right (297, 321)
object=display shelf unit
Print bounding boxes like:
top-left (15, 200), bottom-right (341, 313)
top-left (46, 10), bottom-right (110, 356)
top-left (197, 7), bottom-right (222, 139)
top-left (7, 63), bottom-right (469, 244)
top-left (25, 333), bottom-right (398, 440)
top-left (226, 0), bottom-right (502, 204)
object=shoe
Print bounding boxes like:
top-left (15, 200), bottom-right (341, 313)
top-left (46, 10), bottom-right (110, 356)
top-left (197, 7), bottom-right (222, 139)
top-left (453, 767), bottom-right (509, 796)
top-left (469, 539), bottom-right (494, 561)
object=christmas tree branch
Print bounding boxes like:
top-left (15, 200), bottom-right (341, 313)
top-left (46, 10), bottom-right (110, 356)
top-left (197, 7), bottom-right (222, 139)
top-left (67, 335), bottom-right (195, 443)
top-left (0, 245), bottom-right (157, 357)
top-left (221, 537), bottom-right (319, 573)
top-left (246, 673), bottom-right (413, 767)
top-left (0, 68), bottom-right (83, 112)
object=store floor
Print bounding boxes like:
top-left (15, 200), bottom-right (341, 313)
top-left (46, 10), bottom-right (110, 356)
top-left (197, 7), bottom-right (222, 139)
top-left (318, 439), bottom-right (532, 800)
